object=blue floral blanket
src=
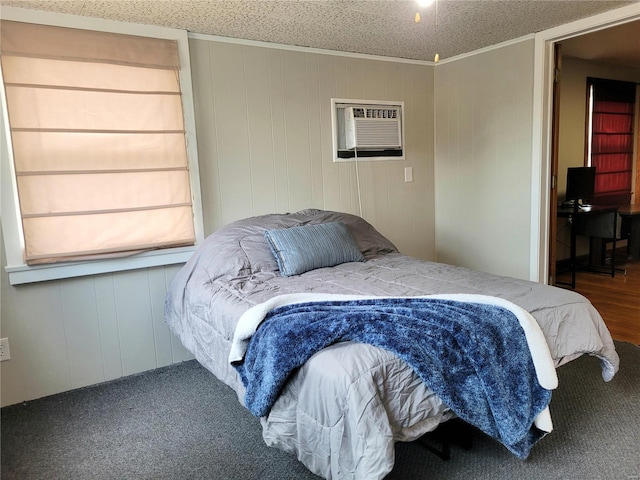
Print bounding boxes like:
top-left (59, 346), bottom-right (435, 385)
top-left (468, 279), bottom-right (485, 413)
top-left (232, 295), bottom-right (555, 459)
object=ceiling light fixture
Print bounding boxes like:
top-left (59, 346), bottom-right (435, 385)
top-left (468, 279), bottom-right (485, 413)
top-left (414, 0), bottom-right (433, 23)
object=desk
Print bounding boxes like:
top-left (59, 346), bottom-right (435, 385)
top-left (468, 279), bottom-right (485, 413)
top-left (557, 205), bottom-right (618, 288)
top-left (618, 204), bottom-right (640, 259)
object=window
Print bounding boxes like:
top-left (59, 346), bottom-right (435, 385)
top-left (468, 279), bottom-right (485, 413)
top-left (0, 16), bottom-right (203, 284)
top-left (586, 77), bottom-right (636, 206)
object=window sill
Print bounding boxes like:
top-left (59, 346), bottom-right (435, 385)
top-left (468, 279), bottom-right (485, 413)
top-left (5, 245), bottom-right (196, 285)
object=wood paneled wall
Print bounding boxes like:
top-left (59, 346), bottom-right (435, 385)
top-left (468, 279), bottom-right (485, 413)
top-left (0, 253), bottom-right (191, 407)
top-left (0, 37), bottom-right (435, 407)
top-left (189, 38), bottom-right (436, 259)
top-left (434, 40), bottom-right (535, 280)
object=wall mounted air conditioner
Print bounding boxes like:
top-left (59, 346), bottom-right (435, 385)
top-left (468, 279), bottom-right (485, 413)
top-left (344, 106), bottom-right (402, 150)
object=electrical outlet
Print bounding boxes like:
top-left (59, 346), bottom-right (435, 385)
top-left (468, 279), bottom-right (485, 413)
top-left (0, 338), bottom-right (11, 361)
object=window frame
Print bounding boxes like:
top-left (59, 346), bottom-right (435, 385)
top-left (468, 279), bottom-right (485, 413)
top-left (0, 7), bottom-right (204, 285)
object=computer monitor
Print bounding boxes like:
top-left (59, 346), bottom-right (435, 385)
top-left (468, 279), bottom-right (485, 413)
top-left (565, 166), bottom-right (596, 205)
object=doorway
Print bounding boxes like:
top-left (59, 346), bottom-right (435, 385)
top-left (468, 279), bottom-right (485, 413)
top-left (539, 14), bottom-right (640, 344)
top-left (549, 38), bottom-right (640, 286)
top-left (529, 5), bottom-right (640, 285)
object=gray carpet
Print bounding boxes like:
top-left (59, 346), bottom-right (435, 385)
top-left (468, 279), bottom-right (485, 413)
top-left (2, 341), bottom-right (639, 480)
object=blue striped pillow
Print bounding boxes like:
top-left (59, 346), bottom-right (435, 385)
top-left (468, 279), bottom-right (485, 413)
top-left (264, 221), bottom-right (365, 276)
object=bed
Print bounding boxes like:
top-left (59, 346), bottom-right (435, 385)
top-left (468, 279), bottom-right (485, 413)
top-left (164, 208), bottom-right (619, 479)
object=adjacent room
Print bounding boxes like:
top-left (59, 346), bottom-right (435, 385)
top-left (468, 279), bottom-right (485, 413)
top-left (1, 1), bottom-right (639, 479)
top-left (551, 22), bottom-right (640, 343)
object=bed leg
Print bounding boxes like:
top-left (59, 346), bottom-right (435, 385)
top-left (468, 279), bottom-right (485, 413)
top-left (417, 436), bottom-right (451, 460)
top-left (415, 418), bottom-right (473, 460)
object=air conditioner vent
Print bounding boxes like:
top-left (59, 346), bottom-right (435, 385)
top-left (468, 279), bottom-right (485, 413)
top-left (344, 105), bottom-right (402, 150)
top-left (366, 108), bottom-right (398, 119)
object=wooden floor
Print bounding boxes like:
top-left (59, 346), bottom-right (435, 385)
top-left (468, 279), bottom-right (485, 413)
top-left (556, 255), bottom-right (640, 345)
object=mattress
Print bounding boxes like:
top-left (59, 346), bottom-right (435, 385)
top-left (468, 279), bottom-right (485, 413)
top-left (165, 209), bottom-right (619, 479)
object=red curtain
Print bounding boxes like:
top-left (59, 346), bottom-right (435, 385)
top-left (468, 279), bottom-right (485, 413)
top-left (589, 78), bottom-right (636, 206)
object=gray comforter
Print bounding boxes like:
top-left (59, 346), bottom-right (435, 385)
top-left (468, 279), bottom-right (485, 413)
top-left (164, 209), bottom-right (619, 480)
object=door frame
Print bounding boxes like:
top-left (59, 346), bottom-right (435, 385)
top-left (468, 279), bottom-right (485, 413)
top-left (529, 3), bottom-right (640, 284)
top-left (547, 43), bottom-right (562, 285)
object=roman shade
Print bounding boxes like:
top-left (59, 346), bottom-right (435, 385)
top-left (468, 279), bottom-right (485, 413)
top-left (0, 20), bottom-right (194, 265)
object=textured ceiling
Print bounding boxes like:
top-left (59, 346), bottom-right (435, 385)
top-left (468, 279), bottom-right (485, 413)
top-left (1, 0), bottom-right (638, 62)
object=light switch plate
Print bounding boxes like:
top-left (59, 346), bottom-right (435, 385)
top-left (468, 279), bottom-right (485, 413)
top-left (0, 338), bottom-right (10, 361)
top-left (404, 167), bottom-right (413, 182)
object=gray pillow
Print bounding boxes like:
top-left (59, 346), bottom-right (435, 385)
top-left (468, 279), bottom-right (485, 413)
top-left (240, 234), bottom-right (280, 273)
top-left (264, 221), bottom-right (365, 276)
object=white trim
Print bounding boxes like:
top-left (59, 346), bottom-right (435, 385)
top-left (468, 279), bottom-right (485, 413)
top-left (1, 6), bottom-right (185, 38)
top-left (189, 32), bottom-right (433, 66)
top-left (176, 28), bottom-right (205, 249)
top-left (0, 66), bottom-right (24, 269)
top-left (436, 34), bottom-right (535, 65)
top-left (530, 36), bottom-right (554, 283)
top-left (530, 3), bottom-right (640, 284)
top-left (5, 246), bottom-right (196, 285)
top-left (188, 30), bottom-right (536, 68)
top-left (0, 6), bottom-right (204, 284)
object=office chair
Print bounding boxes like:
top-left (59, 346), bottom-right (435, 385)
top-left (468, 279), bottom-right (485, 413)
top-left (573, 210), bottom-right (624, 277)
